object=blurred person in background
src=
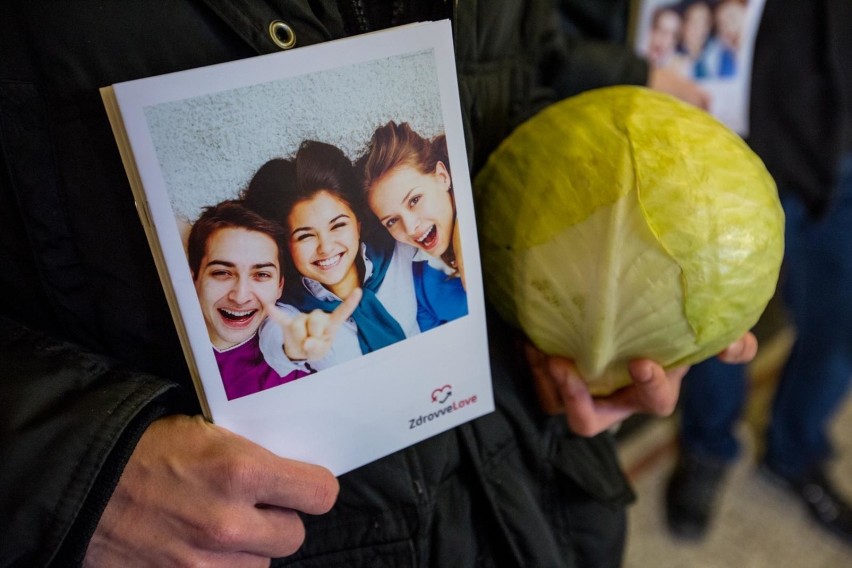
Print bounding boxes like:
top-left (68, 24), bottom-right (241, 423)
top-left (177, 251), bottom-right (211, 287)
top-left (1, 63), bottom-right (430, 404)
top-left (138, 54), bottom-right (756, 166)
top-left (665, 0), bottom-right (852, 546)
top-left (644, 4), bottom-right (683, 69)
top-left (670, 0), bottom-right (719, 79)
top-left (713, 0), bottom-right (747, 77)
top-left (556, 0), bottom-right (710, 107)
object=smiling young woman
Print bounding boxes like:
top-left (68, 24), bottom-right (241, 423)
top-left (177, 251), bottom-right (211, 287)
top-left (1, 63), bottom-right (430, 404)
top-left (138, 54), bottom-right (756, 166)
top-left (242, 140), bottom-right (421, 357)
top-left (287, 189), bottom-right (362, 301)
top-left (361, 121), bottom-right (464, 286)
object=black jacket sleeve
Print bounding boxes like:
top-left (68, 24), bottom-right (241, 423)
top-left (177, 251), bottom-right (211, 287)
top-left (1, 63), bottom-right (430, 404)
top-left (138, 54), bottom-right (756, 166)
top-left (0, 4), bottom-right (252, 564)
top-left (0, 317), bottom-right (194, 566)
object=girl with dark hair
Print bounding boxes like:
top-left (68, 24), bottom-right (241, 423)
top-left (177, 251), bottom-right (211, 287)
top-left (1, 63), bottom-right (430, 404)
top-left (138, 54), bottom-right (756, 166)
top-left (243, 140), bottom-right (420, 368)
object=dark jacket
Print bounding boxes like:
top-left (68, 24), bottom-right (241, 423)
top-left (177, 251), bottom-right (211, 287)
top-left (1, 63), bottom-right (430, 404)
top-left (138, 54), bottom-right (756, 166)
top-left (748, 0), bottom-right (852, 217)
top-left (0, 2), bottom-right (642, 566)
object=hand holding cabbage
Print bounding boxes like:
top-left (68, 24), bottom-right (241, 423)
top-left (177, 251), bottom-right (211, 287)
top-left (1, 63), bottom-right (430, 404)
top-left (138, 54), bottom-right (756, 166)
top-left (524, 334), bottom-right (757, 435)
top-left (475, 86), bottom-right (783, 399)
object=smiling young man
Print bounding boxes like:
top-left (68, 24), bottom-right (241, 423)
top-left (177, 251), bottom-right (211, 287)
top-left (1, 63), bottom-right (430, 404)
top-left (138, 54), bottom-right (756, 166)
top-left (187, 200), bottom-right (308, 400)
top-left (187, 200), bottom-right (360, 400)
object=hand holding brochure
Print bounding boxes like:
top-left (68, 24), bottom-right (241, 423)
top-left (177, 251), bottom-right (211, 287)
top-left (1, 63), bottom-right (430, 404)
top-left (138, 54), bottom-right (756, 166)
top-left (101, 20), bottom-right (493, 475)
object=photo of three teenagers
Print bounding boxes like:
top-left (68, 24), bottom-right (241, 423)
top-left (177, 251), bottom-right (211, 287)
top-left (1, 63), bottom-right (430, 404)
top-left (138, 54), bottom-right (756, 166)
top-left (188, 123), bottom-right (468, 401)
top-left (108, 21), bottom-right (491, 475)
top-left (143, 48), bottom-right (470, 402)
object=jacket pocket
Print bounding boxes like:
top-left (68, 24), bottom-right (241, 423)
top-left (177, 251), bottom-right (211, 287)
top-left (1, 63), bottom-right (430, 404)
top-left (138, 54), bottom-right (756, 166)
top-left (549, 430), bottom-right (635, 507)
top-left (273, 512), bottom-right (418, 567)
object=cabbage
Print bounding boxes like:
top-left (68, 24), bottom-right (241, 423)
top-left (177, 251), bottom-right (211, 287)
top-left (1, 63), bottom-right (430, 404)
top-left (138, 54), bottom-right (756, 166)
top-left (474, 86), bottom-right (784, 395)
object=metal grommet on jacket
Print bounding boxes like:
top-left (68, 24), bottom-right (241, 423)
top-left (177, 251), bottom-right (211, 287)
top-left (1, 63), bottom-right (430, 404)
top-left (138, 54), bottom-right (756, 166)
top-left (268, 20), bottom-right (296, 49)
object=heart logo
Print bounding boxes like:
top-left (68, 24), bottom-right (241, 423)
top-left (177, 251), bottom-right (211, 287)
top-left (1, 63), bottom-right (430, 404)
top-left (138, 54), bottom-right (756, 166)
top-left (431, 384), bottom-right (452, 404)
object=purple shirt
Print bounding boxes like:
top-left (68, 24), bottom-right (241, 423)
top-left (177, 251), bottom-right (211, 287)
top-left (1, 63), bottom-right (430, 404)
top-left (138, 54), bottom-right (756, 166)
top-left (215, 334), bottom-right (310, 400)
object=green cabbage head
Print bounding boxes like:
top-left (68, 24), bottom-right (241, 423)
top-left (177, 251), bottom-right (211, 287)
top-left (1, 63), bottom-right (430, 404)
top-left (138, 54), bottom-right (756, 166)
top-left (474, 86), bottom-right (784, 395)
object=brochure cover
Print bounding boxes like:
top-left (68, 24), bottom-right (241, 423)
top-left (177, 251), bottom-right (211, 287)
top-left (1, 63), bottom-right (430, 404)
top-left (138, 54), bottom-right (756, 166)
top-left (630, 0), bottom-right (766, 135)
top-left (100, 20), bottom-right (493, 475)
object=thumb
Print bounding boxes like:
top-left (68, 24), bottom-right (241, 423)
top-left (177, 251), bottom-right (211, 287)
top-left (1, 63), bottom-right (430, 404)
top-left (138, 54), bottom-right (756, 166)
top-left (263, 299), bottom-right (294, 329)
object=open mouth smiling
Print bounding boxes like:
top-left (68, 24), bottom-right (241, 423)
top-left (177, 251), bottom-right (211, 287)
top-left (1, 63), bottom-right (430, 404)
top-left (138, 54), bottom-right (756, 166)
top-left (314, 252), bottom-right (344, 270)
top-left (218, 308), bottom-right (257, 325)
top-left (415, 224), bottom-right (438, 250)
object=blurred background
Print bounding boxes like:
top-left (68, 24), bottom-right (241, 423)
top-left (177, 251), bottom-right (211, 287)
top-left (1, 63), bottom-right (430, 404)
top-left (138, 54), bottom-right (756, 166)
top-left (617, 297), bottom-right (852, 566)
top-left (555, 0), bottom-right (852, 565)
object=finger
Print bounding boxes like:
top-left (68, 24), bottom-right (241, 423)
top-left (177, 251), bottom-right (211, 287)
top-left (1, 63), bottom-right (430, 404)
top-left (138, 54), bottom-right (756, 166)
top-left (327, 288), bottom-right (362, 331)
top-left (300, 336), bottom-right (322, 359)
top-left (625, 359), bottom-right (682, 416)
top-left (548, 358), bottom-right (614, 436)
top-left (281, 314), bottom-right (309, 360)
top-left (203, 423), bottom-right (339, 515)
top-left (716, 332), bottom-right (758, 364)
top-left (262, 299), bottom-right (294, 328)
top-left (306, 310), bottom-right (329, 339)
top-left (523, 342), bottom-right (563, 415)
top-left (188, 550), bottom-right (274, 568)
top-left (253, 456), bottom-right (340, 516)
top-left (289, 313), bottom-right (309, 344)
top-left (249, 506), bottom-right (307, 558)
top-left (201, 506), bottom-right (307, 559)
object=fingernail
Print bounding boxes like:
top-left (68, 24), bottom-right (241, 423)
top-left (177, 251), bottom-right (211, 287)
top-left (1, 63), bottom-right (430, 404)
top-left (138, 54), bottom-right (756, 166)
top-left (633, 362), bottom-right (653, 383)
top-left (730, 340), bottom-right (744, 358)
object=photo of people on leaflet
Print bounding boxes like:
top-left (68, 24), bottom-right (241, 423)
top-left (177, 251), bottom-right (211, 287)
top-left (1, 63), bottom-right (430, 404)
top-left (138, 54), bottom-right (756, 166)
top-left (361, 121), bottom-right (468, 324)
top-left (143, 51), bottom-right (470, 401)
top-left (633, 0), bottom-right (764, 134)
